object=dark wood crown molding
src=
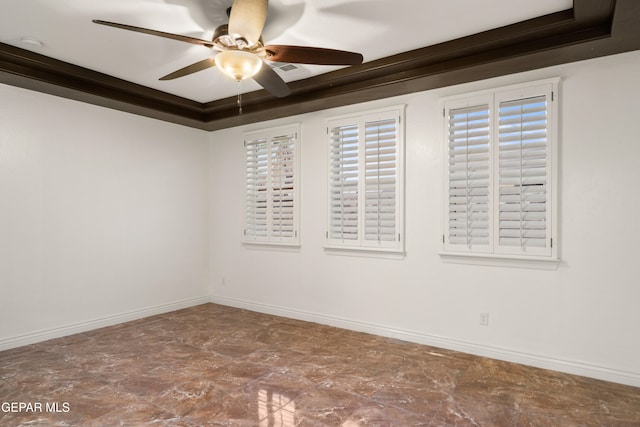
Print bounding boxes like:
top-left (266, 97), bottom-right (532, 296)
top-left (1, 0), bottom-right (639, 131)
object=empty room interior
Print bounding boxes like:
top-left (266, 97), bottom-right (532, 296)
top-left (1, 0), bottom-right (640, 425)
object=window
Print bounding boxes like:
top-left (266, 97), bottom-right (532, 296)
top-left (244, 124), bottom-right (300, 246)
top-left (442, 79), bottom-right (558, 262)
top-left (326, 106), bottom-right (405, 253)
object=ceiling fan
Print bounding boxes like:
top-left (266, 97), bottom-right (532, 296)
top-left (93, 0), bottom-right (364, 100)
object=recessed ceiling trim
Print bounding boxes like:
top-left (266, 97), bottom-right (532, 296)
top-left (1, 0), bottom-right (638, 131)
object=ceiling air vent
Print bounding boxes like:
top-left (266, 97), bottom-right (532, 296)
top-left (270, 62), bottom-right (310, 79)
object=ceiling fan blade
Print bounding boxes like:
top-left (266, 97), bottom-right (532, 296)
top-left (253, 63), bottom-right (291, 98)
top-left (228, 0), bottom-right (268, 46)
top-left (93, 20), bottom-right (214, 48)
top-left (159, 58), bottom-right (216, 81)
top-left (264, 45), bottom-right (363, 66)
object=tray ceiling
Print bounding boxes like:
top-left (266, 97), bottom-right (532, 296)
top-left (1, 0), bottom-right (639, 130)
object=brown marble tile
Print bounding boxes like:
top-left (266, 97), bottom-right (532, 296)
top-left (371, 384), bottom-right (449, 416)
top-left (286, 387), bottom-right (378, 425)
top-left (149, 377), bottom-right (228, 416)
top-left (83, 400), bottom-right (186, 427)
top-left (517, 411), bottom-right (596, 427)
top-left (387, 357), bottom-right (469, 393)
top-left (518, 368), bottom-right (601, 426)
top-left (431, 394), bottom-right (518, 426)
top-left (0, 349), bottom-right (70, 381)
top-left (319, 373), bottom-right (385, 398)
top-left (113, 372), bottom-right (178, 399)
top-left (453, 357), bottom-right (531, 408)
top-left (1, 303), bottom-right (639, 427)
top-left (339, 402), bottom-right (433, 425)
top-left (186, 372), bottom-right (315, 425)
top-left (599, 380), bottom-right (640, 426)
top-left (184, 388), bottom-right (277, 426)
top-left (0, 411), bottom-right (77, 427)
top-left (0, 387), bottom-right (122, 426)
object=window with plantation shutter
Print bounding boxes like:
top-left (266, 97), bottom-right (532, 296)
top-left (327, 106), bottom-right (405, 253)
top-left (442, 79), bottom-right (558, 262)
top-left (244, 124), bottom-right (300, 246)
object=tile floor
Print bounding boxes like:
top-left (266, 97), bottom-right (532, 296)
top-left (1, 303), bottom-right (639, 426)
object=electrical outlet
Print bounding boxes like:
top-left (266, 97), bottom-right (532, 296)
top-left (221, 276), bottom-right (226, 286)
top-left (479, 312), bottom-right (489, 326)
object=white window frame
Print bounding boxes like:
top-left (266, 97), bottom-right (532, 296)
top-left (243, 123), bottom-right (301, 247)
top-left (440, 79), bottom-right (559, 267)
top-left (325, 105), bottom-right (405, 255)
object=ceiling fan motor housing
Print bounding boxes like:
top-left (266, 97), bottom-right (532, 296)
top-left (213, 24), bottom-right (264, 52)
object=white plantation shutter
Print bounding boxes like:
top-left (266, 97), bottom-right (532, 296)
top-left (245, 125), bottom-right (300, 245)
top-left (329, 124), bottom-right (360, 241)
top-left (364, 118), bottom-right (399, 245)
top-left (442, 80), bottom-right (557, 260)
top-left (496, 92), bottom-right (551, 255)
top-left (245, 139), bottom-right (269, 240)
top-left (445, 102), bottom-right (492, 252)
top-left (270, 134), bottom-right (296, 239)
top-left (327, 107), bottom-right (404, 252)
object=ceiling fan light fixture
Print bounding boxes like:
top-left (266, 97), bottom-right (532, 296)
top-left (92, 0), bottom-right (363, 99)
top-left (214, 50), bottom-right (262, 81)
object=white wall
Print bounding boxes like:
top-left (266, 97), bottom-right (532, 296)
top-left (209, 50), bottom-right (640, 386)
top-left (0, 86), bottom-right (210, 346)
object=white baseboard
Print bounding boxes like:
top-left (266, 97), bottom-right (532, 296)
top-left (0, 296), bottom-right (210, 352)
top-left (210, 295), bottom-right (640, 388)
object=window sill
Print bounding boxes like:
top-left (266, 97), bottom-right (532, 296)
top-left (324, 245), bottom-right (405, 260)
top-left (438, 252), bottom-right (560, 270)
top-left (243, 241), bottom-right (301, 252)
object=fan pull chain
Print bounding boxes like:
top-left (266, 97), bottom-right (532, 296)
top-left (236, 80), bottom-right (243, 115)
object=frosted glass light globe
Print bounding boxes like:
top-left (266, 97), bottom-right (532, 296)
top-left (214, 50), bottom-right (262, 80)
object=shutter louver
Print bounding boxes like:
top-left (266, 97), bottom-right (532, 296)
top-left (329, 124), bottom-right (359, 241)
top-left (364, 118), bottom-right (398, 243)
top-left (246, 139), bottom-right (269, 239)
top-left (447, 104), bottom-right (491, 249)
top-left (498, 95), bottom-right (549, 252)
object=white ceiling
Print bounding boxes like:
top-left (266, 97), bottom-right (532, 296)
top-left (1, 0), bottom-right (572, 103)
